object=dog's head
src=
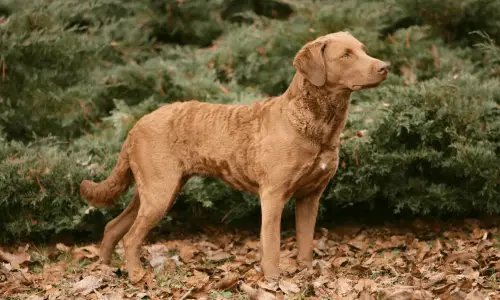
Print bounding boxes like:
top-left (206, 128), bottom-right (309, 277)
top-left (293, 32), bottom-right (389, 91)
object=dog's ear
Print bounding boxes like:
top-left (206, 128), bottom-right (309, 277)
top-left (293, 41), bottom-right (327, 87)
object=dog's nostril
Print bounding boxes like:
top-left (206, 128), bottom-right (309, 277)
top-left (378, 62), bottom-right (390, 74)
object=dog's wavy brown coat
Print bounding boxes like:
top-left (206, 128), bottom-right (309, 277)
top-left (80, 32), bottom-right (390, 284)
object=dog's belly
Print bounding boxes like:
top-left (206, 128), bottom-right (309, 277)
top-left (188, 155), bottom-right (260, 195)
top-left (218, 173), bottom-right (260, 195)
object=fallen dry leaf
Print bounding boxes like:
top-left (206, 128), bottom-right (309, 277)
top-left (332, 256), bottom-right (349, 268)
top-left (185, 269), bottom-right (210, 289)
top-left (415, 241), bottom-right (431, 262)
top-left (240, 282), bottom-right (277, 300)
top-left (212, 272), bottom-right (239, 290)
top-left (279, 257), bottom-right (298, 274)
top-left (179, 244), bottom-right (198, 262)
top-left (354, 278), bottom-right (377, 292)
top-left (465, 289), bottom-right (488, 300)
top-left (278, 279), bottom-right (300, 294)
top-left (41, 261), bottom-right (65, 285)
top-left (257, 279), bottom-right (279, 292)
top-left (348, 233), bottom-right (370, 251)
top-left (2, 218), bottom-right (500, 299)
top-left (8, 268), bottom-right (31, 284)
top-left (72, 245), bottom-right (99, 261)
top-left (446, 251), bottom-right (476, 263)
top-left (386, 289), bottom-right (415, 300)
top-left (373, 235), bottom-right (406, 252)
top-left (105, 289), bottom-right (125, 300)
top-left (470, 227), bottom-right (487, 240)
top-left (424, 272), bottom-right (446, 288)
top-left (199, 241), bottom-right (219, 250)
top-left (314, 258), bottom-right (331, 273)
top-left (146, 243), bottom-right (169, 270)
top-left (358, 290), bottom-right (372, 300)
top-left (0, 244), bottom-right (31, 268)
top-left (207, 249), bottom-right (231, 262)
top-left (477, 239), bottom-right (492, 252)
top-left (55, 243), bottom-right (71, 252)
top-left (72, 275), bottom-right (102, 296)
top-left (335, 278), bottom-right (352, 296)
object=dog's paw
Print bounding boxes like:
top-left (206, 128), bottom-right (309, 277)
top-left (128, 267), bottom-right (147, 284)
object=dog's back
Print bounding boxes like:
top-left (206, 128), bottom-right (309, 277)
top-left (128, 98), bottom-right (283, 193)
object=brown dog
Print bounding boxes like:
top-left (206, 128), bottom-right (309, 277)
top-left (80, 31), bottom-right (389, 284)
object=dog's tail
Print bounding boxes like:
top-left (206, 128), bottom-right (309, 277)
top-left (80, 139), bottom-right (132, 208)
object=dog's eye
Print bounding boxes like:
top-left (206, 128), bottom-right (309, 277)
top-left (342, 51), bottom-right (350, 58)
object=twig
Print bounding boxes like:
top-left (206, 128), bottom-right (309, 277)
top-left (1, 58), bottom-right (5, 81)
top-left (29, 242), bottom-right (43, 257)
top-left (221, 209), bottom-right (233, 223)
top-left (36, 176), bottom-right (47, 194)
top-left (431, 44), bottom-right (440, 69)
top-left (179, 287), bottom-right (194, 300)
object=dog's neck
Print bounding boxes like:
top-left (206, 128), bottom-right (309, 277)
top-left (283, 73), bottom-right (352, 149)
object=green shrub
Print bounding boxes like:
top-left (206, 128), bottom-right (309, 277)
top-left (147, 0), bottom-right (225, 47)
top-left (1, 0), bottom-right (499, 242)
top-left (328, 74), bottom-right (500, 216)
top-left (381, 0), bottom-right (500, 46)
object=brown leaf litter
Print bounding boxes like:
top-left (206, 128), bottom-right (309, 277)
top-left (1, 218), bottom-right (500, 299)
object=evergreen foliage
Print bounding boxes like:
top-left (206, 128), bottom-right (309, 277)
top-left (1, 0), bottom-right (499, 242)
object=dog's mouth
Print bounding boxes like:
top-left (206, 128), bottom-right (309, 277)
top-left (351, 75), bottom-right (388, 91)
top-left (351, 81), bottom-right (382, 90)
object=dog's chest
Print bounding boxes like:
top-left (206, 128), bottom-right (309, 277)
top-left (294, 149), bottom-right (339, 196)
top-left (313, 149), bottom-right (339, 176)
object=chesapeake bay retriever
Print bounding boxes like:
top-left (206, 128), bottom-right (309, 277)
top-left (80, 31), bottom-right (390, 284)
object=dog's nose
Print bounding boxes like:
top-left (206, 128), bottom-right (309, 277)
top-left (377, 62), bottom-right (390, 74)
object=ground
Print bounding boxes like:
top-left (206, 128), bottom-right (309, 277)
top-left (1, 218), bottom-right (500, 300)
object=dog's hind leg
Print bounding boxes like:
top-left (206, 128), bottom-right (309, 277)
top-left (99, 189), bottom-right (140, 265)
top-left (122, 170), bottom-right (184, 283)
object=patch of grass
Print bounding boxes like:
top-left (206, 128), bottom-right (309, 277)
top-left (56, 251), bottom-right (72, 263)
top-left (281, 229), bottom-right (296, 240)
top-left (65, 258), bottom-right (92, 275)
top-left (370, 270), bottom-right (382, 279)
top-left (426, 241), bottom-right (434, 249)
top-left (288, 293), bottom-right (314, 300)
top-left (201, 256), bottom-right (235, 270)
top-left (154, 268), bottom-right (187, 290)
top-left (209, 290), bottom-right (234, 299)
top-left (489, 271), bottom-right (498, 290)
top-left (493, 235), bottom-right (500, 249)
top-left (26, 288), bottom-right (44, 296)
top-left (111, 252), bottom-right (124, 268)
top-left (30, 264), bottom-right (44, 274)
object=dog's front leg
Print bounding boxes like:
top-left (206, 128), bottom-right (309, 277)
top-left (295, 188), bottom-right (324, 270)
top-left (259, 188), bottom-right (288, 283)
